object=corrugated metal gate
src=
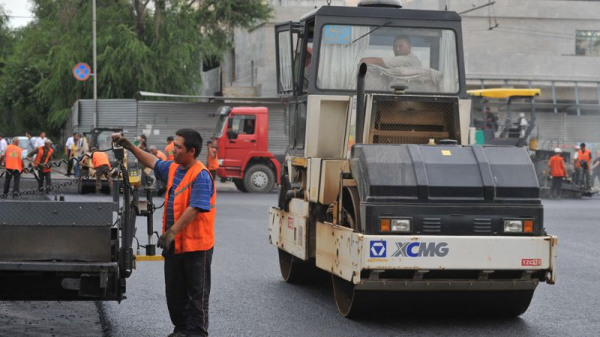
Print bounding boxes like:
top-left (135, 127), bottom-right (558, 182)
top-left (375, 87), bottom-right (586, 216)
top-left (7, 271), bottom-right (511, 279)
top-left (67, 99), bottom-right (289, 159)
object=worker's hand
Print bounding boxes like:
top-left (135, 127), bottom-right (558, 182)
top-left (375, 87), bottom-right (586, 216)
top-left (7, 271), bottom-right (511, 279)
top-left (157, 229), bottom-right (177, 250)
top-left (111, 133), bottom-right (133, 150)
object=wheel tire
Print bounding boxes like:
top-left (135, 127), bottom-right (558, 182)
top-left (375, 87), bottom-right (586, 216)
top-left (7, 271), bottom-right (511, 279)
top-left (332, 275), bottom-right (367, 318)
top-left (243, 164), bottom-right (275, 193)
top-left (233, 178), bottom-right (247, 193)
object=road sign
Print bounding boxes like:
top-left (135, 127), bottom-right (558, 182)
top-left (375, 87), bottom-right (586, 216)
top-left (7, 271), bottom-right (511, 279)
top-left (73, 63), bottom-right (91, 81)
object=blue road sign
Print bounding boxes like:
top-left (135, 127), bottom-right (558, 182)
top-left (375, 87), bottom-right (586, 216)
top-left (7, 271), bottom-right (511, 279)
top-left (73, 63), bottom-right (91, 81)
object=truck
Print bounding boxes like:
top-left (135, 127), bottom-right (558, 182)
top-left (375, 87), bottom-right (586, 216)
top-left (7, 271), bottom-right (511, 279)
top-left (213, 106), bottom-right (282, 193)
top-left (268, 0), bottom-right (557, 318)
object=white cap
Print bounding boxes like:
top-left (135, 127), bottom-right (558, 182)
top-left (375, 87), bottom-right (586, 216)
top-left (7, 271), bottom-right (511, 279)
top-left (44, 138), bottom-right (52, 144)
top-left (519, 112), bottom-right (525, 118)
top-left (575, 145), bottom-right (580, 149)
top-left (554, 148), bottom-right (562, 153)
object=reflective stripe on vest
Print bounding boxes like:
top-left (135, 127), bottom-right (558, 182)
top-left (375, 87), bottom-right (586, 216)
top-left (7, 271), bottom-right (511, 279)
top-left (92, 151), bottom-right (111, 169)
top-left (34, 146), bottom-right (54, 173)
top-left (162, 160), bottom-right (216, 253)
top-left (5, 145), bottom-right (23, 172)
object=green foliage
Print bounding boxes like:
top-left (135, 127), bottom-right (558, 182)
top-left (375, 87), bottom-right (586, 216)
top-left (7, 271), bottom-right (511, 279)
top-left (0, 0), bottom-right (272, 136)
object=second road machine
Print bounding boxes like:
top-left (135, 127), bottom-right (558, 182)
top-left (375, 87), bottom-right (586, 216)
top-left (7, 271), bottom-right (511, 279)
top-left (268, 0), bottom-right (557, 318)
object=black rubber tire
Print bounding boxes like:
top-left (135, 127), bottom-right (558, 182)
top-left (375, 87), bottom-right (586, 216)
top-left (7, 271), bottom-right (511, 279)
top-left (233, 178), bottom-right (247, 193)
top-left (243, 164), bottom-right (275, 193)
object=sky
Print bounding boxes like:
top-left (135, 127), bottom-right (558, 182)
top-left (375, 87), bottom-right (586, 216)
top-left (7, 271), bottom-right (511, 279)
top-left (0, 0), bottom-right (33, 28)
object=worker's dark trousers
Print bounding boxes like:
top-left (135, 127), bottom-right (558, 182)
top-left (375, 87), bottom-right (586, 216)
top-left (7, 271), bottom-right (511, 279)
top-left (3, 169), bottom-right (21, 195)
top-left (37, 169), bottom-right (51, 192)
top-left (164, 246), bottom-right (213, 337)
top-left (66, 151), bottom-right (73, 176)
top-left (551, 177), bottom-right (563, 198)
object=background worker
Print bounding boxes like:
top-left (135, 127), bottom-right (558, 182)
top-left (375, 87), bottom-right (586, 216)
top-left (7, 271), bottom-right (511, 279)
top-left (1, 137), bottom-right (24, 196)
top-left (150, 146), bottom-right (167, 161)
top-left (34, 131), bottom-right (47, 148)
top-left (0, 133), bottom-right (7, 159)
top-left (165, 136), bottom-right (175, 161)
top-left (576, 142), bottom-right (592, 192)
top-left (360, 35), bottom-right (422, 68)
top-left (206, 141), bottom-right (219, 179)
top-left (112, 129), bottom-right (215, 337)
top-left (65, 132), bottom-right (76, 176)
top-left (591, 151), bottom-right (600, 188)
top-left (71, 133), bottom-right (84, 178)
top-left (28, 139), bottom-right (54, 193)
top-left (89, 147), bottom-right (112, 194)
top-left (150, 146), bottom-right (168, 195)
top-left (548, 148), bottom-right (566, 199)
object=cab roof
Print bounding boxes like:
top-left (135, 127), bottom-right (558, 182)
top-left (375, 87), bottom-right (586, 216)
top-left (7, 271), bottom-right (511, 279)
top-left (303, 5), bottom-right (461, 22)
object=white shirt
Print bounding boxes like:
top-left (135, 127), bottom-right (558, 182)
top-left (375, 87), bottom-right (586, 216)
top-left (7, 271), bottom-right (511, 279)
top-left (35, 137), bottom-right (46, 148)
top-left (65, 136), bottom-right (74, 148)
top-left (383, 53), bottom-right (422, 69)
top-left (0, 138), bottom-right (7, 154)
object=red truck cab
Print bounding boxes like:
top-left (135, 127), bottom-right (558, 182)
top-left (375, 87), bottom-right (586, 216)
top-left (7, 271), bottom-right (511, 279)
top-left (213, 106), bottom-right (281, 193)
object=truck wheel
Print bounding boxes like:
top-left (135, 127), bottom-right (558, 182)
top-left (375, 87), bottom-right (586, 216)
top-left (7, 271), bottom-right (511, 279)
top-left (243, 164), bottom-right (275, 193)
top-left (233, 178), bottom-right (247, 193)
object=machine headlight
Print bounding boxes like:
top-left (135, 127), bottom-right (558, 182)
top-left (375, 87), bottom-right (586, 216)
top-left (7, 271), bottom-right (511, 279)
top-left (391, 219), bottom-right (411, 232)
top-left (380, 218), bottom-right (411, 233)
top-left (218, 159), bottom-right (223, 166)
top-left (504, 220), bottom-right (523, 233)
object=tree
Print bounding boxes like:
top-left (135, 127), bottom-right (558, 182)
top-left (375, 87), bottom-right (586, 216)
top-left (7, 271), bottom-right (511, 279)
top-left (0, 0), bottom-right (272, 136)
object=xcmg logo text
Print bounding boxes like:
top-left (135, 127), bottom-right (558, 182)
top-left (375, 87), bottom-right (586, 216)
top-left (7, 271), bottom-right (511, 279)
top-left (391, 242), bottom-right (449, 257)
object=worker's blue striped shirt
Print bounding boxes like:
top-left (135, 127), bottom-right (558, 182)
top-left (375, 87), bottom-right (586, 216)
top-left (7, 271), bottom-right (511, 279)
top-left (154, 160), bottom-right (214, 230)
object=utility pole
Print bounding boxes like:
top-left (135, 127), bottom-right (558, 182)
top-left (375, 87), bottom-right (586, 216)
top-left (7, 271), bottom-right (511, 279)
top-left (93, 0), bottom-right (98, 129)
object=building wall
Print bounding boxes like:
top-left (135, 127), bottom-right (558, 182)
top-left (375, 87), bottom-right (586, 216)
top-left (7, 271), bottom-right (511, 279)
top-left (402, 0), bottom-right (600, 82)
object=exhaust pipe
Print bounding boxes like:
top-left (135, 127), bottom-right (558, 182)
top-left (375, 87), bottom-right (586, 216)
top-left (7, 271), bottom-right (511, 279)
top-left (356, 63), bottom-right (367, 144)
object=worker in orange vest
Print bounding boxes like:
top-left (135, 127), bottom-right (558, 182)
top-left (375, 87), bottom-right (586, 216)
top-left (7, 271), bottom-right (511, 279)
top-left (27, 138), bottom-right (54, 193)
top-left (1, 137), bottom-right (24, 196)
top-left (548, 148), bottom-right (566, 199)
top-left (150, 146), bottom-right (167, 161)
top-left (575, 142), bottom-right (592, 191)
top-left (111, 129), bottom-right (215, 337)
top-left (206, 141), bottom-right (219, 179)
top-left (89, 147), bottom-right (113, 194)
top-left (165, 136), bottom-right (175, 161)
top-left (150, 146), bottom-right (167, 195)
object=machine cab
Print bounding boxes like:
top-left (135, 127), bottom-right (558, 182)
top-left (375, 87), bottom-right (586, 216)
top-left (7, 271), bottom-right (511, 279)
top-left (275, 3), bottom-right (469, 156)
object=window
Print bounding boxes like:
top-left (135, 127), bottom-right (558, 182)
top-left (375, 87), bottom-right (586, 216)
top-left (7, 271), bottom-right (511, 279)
top-left (317, 25), bottom-right (459, 94)
top-left (576, 30), bottom-right (600, 56)
top-left (231, 115), bottom-right (256, 135)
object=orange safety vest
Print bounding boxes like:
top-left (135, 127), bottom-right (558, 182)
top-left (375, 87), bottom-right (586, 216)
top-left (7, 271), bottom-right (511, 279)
top-left (576, 149), bottom-right (591, 168)
top-left (207, 149), bottom-right (219, 170)
top-left (92, 151), bottom-right (111, 169)
top-left (5, 144), bottom-right (23, 172)
top-left (34, 146), bottom-right (53, 173)
top-left (165, 143), bottom-right (175, 161)
top-left (163, 161), bottom-right (216, 253)
top-left (548, 155), bottom-right (565, 177)
top-left (156, 150), bottom-right (167, 161)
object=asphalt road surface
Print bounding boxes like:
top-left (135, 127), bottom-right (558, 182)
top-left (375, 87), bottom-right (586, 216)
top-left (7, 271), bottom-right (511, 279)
top-left (1, 189), bottom-right (599, 337)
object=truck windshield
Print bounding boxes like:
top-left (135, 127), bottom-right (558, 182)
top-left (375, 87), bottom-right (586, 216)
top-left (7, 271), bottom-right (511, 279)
top-left (215, 114), bottom-right (228, 138)
top-left (317, 25), bottom-right (459, 94)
